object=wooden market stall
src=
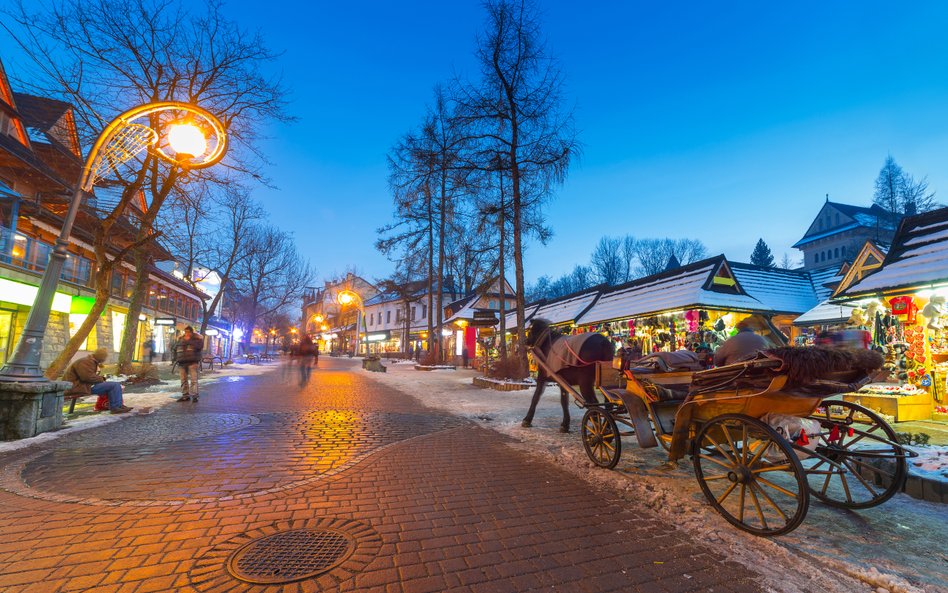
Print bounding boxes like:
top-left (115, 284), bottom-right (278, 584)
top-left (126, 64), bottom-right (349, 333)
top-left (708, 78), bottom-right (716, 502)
top-left (833, 207), bottom-right (948, 423)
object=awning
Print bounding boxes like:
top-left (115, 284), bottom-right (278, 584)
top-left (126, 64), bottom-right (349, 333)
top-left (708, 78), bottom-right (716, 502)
top-left (793, 300), bottom-right (858, 326)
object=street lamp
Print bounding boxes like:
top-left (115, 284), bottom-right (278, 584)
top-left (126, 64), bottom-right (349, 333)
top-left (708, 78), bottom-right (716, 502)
top-left (336, 289), bottom-right (364, 357)
top-left (0, 101), bottom-right (227, 381)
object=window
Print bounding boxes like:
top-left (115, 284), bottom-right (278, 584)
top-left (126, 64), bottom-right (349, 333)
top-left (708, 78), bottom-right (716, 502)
top-left (396, 309), bottom-right (402, 322)
top-left (111, 270), bottom-right (123, 296)
top-left (835, 213), bottom-right (840, 225)
top-left (422, 305), bottom-right (427, 318)
top-left (386, 310), bottom-right (391, 323)
top-left (834, 247), bottom-right (839, 258)
top-left (411, 306), bottom-right (416, 320)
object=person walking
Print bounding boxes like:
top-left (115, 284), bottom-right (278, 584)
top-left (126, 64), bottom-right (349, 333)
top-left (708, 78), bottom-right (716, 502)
top-left (175, 326), bottom-right (204, 402)
top-left (297, 334), bottom-right (315, 386)
top-left (63, 348), bottom-right (133, 414)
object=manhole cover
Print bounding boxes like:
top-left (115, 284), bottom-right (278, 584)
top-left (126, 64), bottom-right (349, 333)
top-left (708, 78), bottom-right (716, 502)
top-left (226, 529), bottom-right (355, 584)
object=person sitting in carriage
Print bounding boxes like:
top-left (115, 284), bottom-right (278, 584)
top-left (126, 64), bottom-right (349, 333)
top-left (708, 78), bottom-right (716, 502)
top-left (713, 318), bottom-right (768, 367)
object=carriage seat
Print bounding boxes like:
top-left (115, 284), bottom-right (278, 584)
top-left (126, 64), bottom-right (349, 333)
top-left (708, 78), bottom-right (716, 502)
top-left (630, 350), bottom-right (704, 374)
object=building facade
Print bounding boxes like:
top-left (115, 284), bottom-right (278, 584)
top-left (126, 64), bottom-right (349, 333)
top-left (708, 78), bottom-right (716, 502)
top-left (0, 59), bottom-right (205, 367)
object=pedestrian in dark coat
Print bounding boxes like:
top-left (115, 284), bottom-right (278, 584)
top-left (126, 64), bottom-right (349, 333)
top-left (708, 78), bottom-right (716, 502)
top-left (175, 326), bottom-right (204, 402)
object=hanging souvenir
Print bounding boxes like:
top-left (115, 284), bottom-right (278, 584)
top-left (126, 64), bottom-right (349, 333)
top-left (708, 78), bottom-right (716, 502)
top-left (889, 296), bottom-right (918, 324)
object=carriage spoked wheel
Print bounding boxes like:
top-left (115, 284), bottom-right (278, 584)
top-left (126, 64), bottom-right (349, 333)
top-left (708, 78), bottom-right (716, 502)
top-left (693, 414), bottom-right (809, 536)
top-left (803, 400), bottom-right (908, 509)
top-left (581, 408), bottom-right (622, 469)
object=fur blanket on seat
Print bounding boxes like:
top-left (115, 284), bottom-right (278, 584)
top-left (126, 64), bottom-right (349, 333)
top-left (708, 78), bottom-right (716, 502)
top-left (763, 347), bottom-right (884, 386)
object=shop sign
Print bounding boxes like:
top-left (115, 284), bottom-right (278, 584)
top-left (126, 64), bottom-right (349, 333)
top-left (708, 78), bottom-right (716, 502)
top-left (155, 317), bottom-right (176, 326)
top-left (204, 328), bottom-right (220, 336)
top-left (366, 331), bottom-right (390, 342)
top-left (0, 277), bottom-right (72, 313)
top-left (470, 310), bottom-right (499, 327)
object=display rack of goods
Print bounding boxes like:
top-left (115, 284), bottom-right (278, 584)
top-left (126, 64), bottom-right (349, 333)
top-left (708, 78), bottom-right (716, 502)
top-left (844, 382), bottom-right (932, 422)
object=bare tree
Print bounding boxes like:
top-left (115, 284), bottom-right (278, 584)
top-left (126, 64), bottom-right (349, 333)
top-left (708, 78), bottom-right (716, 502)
top-left (590, 236), bottom-right (626, 286)
top-left (873, 155), bottom-right (938, 219)
top-left (631, 238), bottom-right (708, 277)
top-left (159, 180), bottom-right (265, 333)
top-left (778, 253), bottom-right (795, 270)
top-left (454, 0), bottom-right (578, 369)
top-left (230, 225), bottom-right (313, 350)
top-left (5, 0), bottom-right (290, 375)
top-left (379, 86), bottom-right (471, 359)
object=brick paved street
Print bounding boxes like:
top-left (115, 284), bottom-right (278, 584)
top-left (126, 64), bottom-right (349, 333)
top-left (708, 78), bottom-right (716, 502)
top-left (0, 358), bottom-right (764, 593)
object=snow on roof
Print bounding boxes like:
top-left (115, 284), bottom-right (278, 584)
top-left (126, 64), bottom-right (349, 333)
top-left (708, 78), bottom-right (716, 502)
top-left (841, 207), bottom-right (948, 297)
top-left (793, 300), bottom-right (858, 325)
top-left (730, 264), bottom-right (818, 314)
top-left (531, 291), bottom-right (600, 325)
top-left (577, 262), bottom-right (769, 325)
top-left (443, 298), bottom-right (480, 324)
top-left (503, 304), bottom-right (538, 329)
top-left (806, 268), bottom-right (841, 301)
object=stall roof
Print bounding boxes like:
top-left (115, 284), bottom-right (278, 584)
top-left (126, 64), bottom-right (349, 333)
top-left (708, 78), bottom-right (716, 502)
top-left (807, 267), bottom-right (843, 301)
top-left (531, 289), bottom-right (601, 326)
top-left (839, 207), bottom-right (948, 298)
top-left (502, 304), bottom-right (538, 329)
top-left (793, 300), bottom-right (858, 326)
top-left (576, 256), bottom-right (768, 325)
top-left (730, 263), bottom-right (818, 314)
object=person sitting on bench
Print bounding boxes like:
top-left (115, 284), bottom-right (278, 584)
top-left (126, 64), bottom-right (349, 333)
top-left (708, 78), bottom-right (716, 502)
top-left (63, 348), bottom-right (133, 414)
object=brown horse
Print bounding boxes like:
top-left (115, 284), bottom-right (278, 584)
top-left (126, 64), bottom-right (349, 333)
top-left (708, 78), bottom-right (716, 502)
top-left (521, 319), bottom-right (615, 432)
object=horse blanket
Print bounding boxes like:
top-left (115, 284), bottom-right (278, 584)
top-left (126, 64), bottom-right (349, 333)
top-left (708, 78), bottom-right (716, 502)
top-left (545, 333), bottom-right (602, 374)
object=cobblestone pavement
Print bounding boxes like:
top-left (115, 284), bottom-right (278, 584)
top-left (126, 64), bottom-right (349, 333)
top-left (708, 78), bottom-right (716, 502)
top-left (0, 358), bottom-right (764, 593)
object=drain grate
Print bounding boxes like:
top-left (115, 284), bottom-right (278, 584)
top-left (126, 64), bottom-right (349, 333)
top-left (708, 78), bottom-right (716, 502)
top-left (226, 529), bottom-right (355, 584)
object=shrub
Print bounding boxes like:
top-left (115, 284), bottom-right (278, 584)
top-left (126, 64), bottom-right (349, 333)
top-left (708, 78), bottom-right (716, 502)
top-left (895, 432), bottom-right (931, 446)
top-left (126, 363), bottom-right (161, 385)
top-left (418, 351), bottom-right (440, 366)
top-left (488, 354), bottom-right (528, 380)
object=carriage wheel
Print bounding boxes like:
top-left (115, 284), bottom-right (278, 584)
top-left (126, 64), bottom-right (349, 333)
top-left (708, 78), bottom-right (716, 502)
top-left (804, 400), bottom-right (907, 509)
top-left (693, 414), bottom-right (809, 536)
top-left (582, 408), bottom-right (622, 469)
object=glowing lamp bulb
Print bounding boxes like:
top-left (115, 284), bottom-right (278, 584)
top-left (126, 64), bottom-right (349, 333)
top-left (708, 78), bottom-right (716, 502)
top-left (167, 123), bottom-right (207, 157)
top-left (338, 292), bottom-right (354, 305)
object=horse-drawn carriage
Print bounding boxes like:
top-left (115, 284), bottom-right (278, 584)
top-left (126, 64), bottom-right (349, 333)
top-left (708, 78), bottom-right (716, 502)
top-left (528, 331), bottom-right (916, 536)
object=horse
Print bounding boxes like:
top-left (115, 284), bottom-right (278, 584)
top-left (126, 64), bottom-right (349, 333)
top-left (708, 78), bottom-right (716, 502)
top-left (521, 318), bottom-right (615, 432)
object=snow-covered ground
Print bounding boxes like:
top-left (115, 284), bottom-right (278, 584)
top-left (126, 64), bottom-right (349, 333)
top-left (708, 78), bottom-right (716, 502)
top-left (365, 363), bottom-right (948, 593)
top-left (0, 362), bottom-right (279, 454)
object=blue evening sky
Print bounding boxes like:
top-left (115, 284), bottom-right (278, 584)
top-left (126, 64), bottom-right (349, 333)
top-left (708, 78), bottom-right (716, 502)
top-left (6, 1), bottom-right (948, 285)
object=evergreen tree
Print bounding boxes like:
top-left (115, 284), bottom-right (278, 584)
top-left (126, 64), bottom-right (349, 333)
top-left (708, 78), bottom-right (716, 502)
top-left (750, 239), bottom-right (776, 267)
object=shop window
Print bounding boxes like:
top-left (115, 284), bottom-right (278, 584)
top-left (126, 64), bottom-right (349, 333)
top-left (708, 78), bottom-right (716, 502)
top-left (111, 310), bottom-right (126, 351)
top-left (68, 313), bottom-right (96, 350)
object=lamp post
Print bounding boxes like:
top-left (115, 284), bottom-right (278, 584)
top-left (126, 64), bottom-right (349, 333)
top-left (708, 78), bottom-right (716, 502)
top-left (0, 101), bottom-right (227, 382)
top-left (337, 290), bottom-right (364, 357)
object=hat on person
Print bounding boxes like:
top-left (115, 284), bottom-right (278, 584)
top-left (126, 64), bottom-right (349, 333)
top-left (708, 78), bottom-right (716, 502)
top-left (184, 326), bottom-right (194, 332)
top-left (93, 347), bottom-right (109, 362)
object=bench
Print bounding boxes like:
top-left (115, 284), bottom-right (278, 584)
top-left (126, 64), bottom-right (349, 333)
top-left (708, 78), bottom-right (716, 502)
top-left (201, 355), bottom-right (224, 371)
top-left (64, 394), bottom-right (84, 414)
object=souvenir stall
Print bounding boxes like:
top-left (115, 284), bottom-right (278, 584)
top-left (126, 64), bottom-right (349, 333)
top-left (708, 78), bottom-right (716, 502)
top-left (833, 206), bottom-right (948, 423)
top-left (571, 256), bottom-right (789, 367)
